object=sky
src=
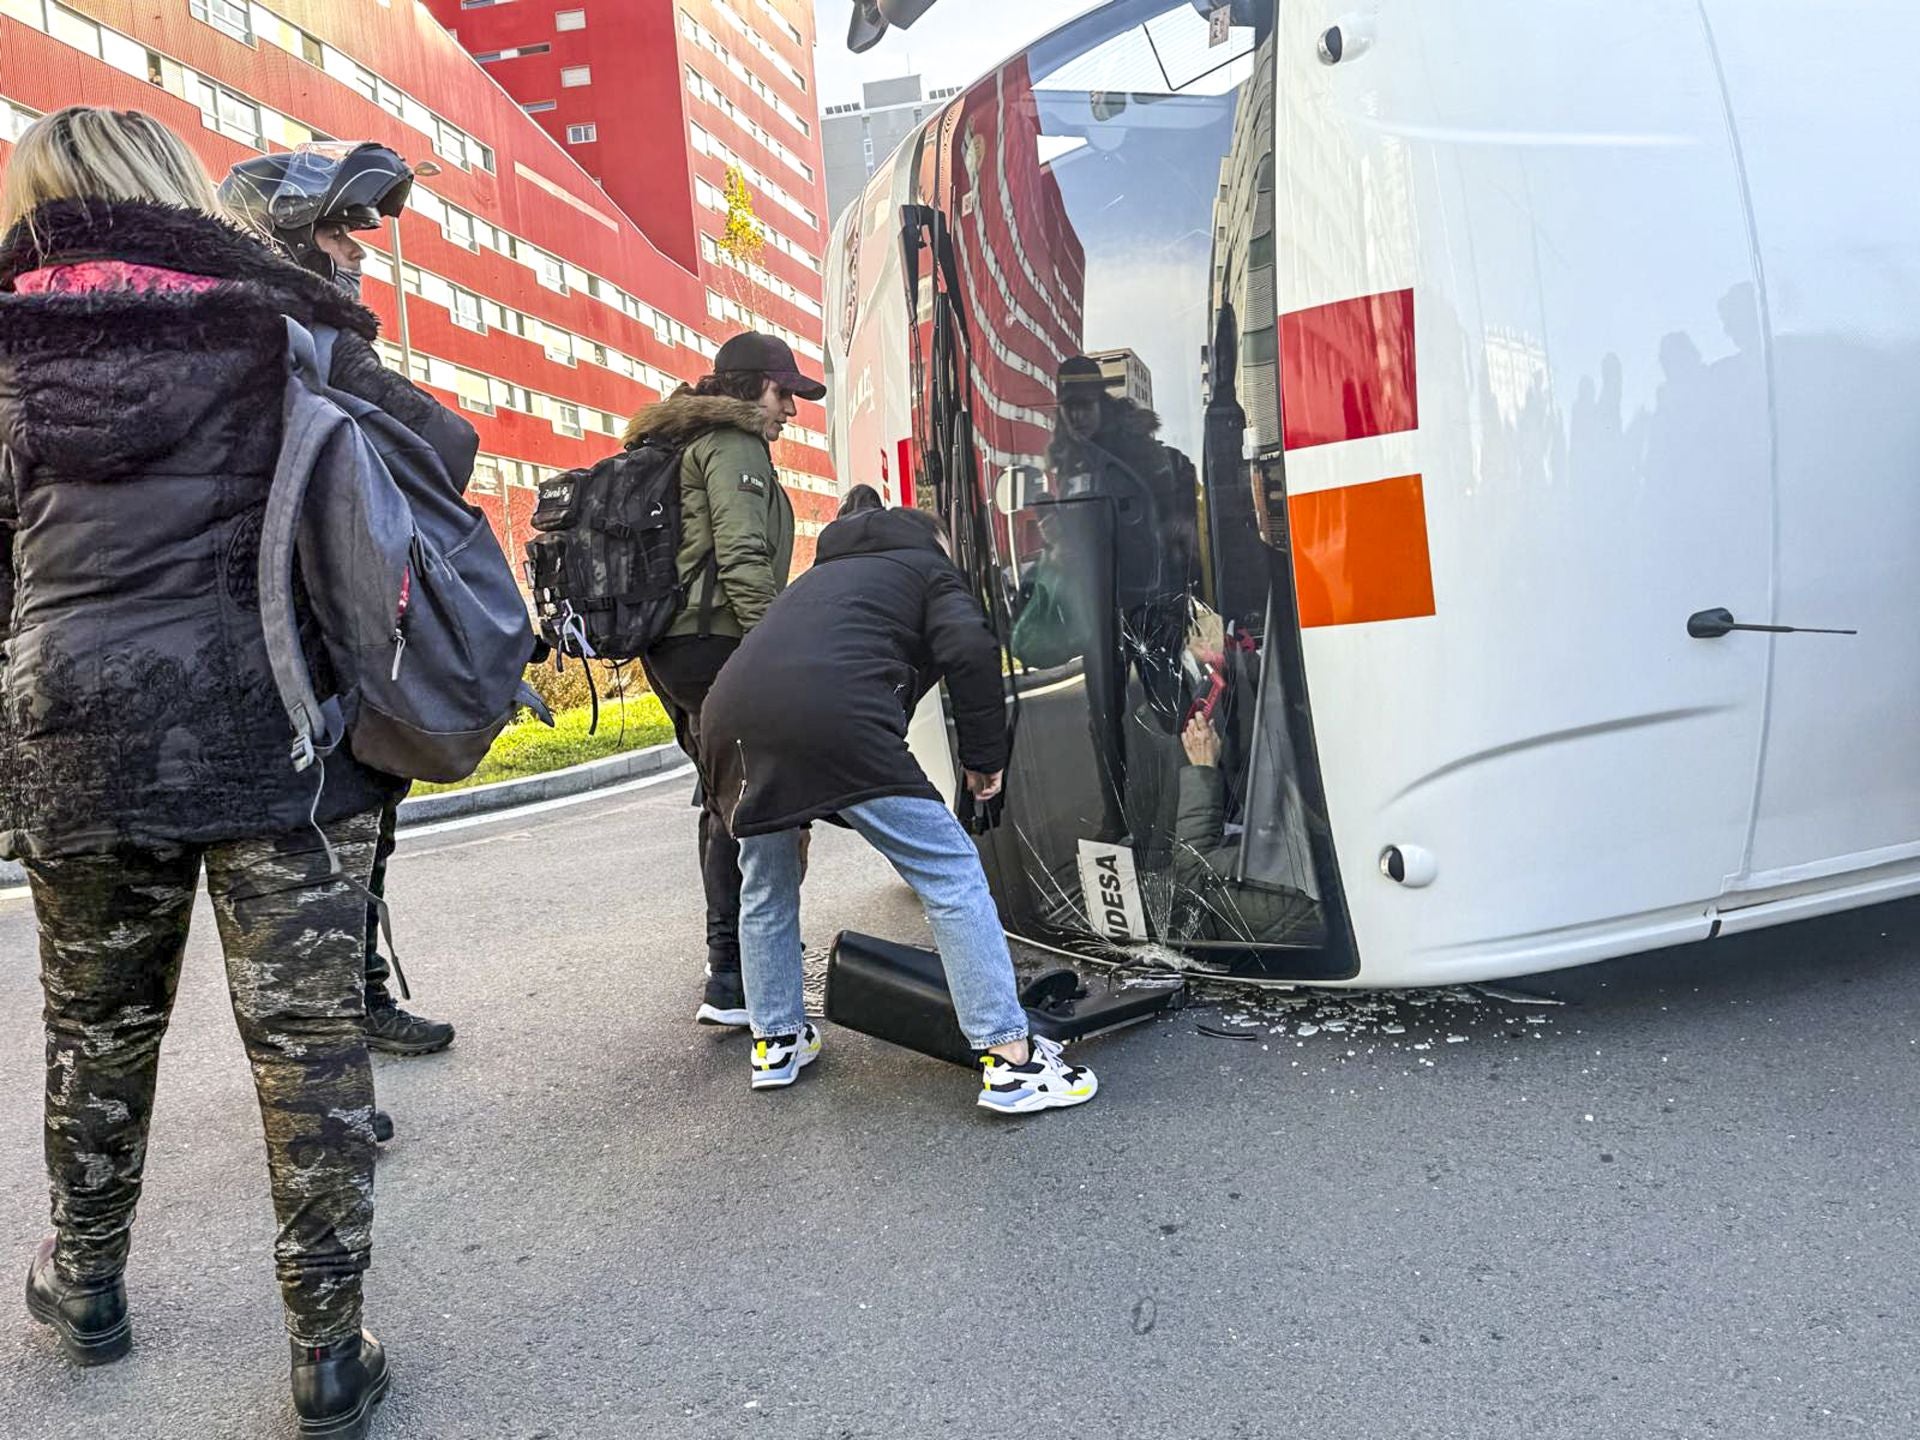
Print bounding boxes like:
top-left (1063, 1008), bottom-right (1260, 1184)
top-left (810, 0), bottom-right (1106, 109)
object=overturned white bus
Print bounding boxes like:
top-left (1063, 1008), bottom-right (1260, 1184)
top-left (824, 0), bottom-right (1920, 987)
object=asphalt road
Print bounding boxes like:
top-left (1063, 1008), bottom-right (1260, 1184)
top-left (2, 772), bottom-right (1916, 1439)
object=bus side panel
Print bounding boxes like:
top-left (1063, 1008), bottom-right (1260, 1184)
top-left (1702, 2), bottom-right (1920, 893)
top-left (1272, 1), bottom-right (1774, 985)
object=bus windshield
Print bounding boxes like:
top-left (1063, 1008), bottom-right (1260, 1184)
top-left (831, 0), bottom-right (1351, 978)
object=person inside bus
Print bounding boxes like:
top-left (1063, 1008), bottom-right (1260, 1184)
top-left (1045, 356), bottom-right (1200, 851)
top-left (1174, 714), bottom-right (1320, 944)
top-left (700, 502), bottom-right (1099, 1115)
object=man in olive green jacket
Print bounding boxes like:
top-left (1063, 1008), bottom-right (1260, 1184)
top-left (630, 332), bottom-right (818, 1026)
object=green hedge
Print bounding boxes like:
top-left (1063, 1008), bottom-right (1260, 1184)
top-left (413, 692), bottom-right (676, 795)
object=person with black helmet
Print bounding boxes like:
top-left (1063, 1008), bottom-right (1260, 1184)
top-left (222, 143), bottom-right (464, 1072)
top-left (622, 332), bottom-right (819, 1028)
top-left (220, 141), bottom-right (412, 298)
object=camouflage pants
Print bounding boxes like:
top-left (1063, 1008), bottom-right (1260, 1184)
top-left (27, 810), bottom-right (381, 1346)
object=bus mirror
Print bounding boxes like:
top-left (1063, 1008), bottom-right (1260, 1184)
top-left (851, 0), bottom-right (940, 48)
top-left (878, 0), bottom-right (942, 26)
top-left (847, 0), bottom-right (888, 53)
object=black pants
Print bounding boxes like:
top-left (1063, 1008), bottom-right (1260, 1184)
top-left (27, 812), bottom-right (381, 1344)
top-left (642, 634), bottom-right (743, 975)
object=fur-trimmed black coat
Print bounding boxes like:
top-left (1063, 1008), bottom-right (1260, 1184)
top-left (0, 200), bottom-right (462, 858)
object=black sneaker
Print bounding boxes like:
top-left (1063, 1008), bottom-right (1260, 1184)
top-left (372, 1110), bottom-right (394, 1145)
top-left (365, 996), bottom-right (455, 1056)
top-left (695, 967), bottom-right (749, 1028)
top-left (25, 1236), bottom-right (130, 1366)
top-left (290, 1330), bottom-right (390, 1439)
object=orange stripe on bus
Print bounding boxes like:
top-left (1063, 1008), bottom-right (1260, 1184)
top-left (1288, 474), bottom-right (1436, 628)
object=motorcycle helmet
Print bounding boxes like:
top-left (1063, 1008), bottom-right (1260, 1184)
top-left (220, 141), bottom-right (413, 292)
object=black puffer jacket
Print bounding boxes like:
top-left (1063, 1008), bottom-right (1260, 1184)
top-left (0, 200), bottom-right (442, 859)
top-left (702, 508), bottom-right (1007, 837)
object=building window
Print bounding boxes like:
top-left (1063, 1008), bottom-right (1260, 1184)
top-left (188, 0), bottom-right (252, 44)
top-left (522, 100), bottom-right (557, 114)
top-left (461, 0), bottom-right (512, 7)
top-left (185, 74), bottom-right (264, 148)
top-left (554, 403), bottom-right (584, 439)
top-left (566, 123), bottom-right (597, 144)
top-left (434, 118), bottom-right (470, 169)
top-left (556, 8), bottom-right (586, 29)
top-left (474, 43), bottom-right (551, 62)
top-left (443, 207), bottom-right (477, 250)
top-left (450, 288), bottom-right (486, 333)
top-left (3, 101), bottom-right (38, 144)
top-left (560, 65), bottom-right (592, 87)
top-left (47, 4), bottom-right (104, 56)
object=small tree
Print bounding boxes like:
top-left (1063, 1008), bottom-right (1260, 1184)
top-left (720, 165), bottom-right (766, 265)
top-left (715, 165), bottom-right (767, 314)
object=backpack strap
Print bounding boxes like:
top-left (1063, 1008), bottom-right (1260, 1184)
top-left (260, 317), bottom-right (353, 771)
top-left (696, 548), bottom-right (720, 638)
top-left (308, 321), bottom-right (338, 386)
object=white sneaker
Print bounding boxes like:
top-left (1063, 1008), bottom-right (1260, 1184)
top-left (750, 1023), bottom-right (822, 1090)
top-left (977, 1034), bottom-right (1098, 1115)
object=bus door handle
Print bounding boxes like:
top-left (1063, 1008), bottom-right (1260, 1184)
top-left (1687, 607), bottom-right (1856, 639)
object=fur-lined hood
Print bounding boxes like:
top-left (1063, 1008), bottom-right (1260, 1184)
top-left (622, 390), bottom-right (768, 449)
top-left (0, 198), bottom-right (377, 335)
top-left (0, 200), bottom-right (381, 484)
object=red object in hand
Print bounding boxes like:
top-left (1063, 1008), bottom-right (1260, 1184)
top-left (1185, 668), bottom-right (1227, 726)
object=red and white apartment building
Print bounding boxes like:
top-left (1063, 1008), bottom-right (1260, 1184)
top-left (0, 0), bottom-right (835, 565)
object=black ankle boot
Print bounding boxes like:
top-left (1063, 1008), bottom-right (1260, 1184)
top-left (365, 990), bottom-right (456, 1056)
top-left (290, 1330), bottom-right (390, 1438)
top-left (24, 1236), bottom-right (130, 1365)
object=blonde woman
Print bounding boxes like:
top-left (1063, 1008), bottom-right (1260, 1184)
top-left (0, 107), bottom-right (416, 1438)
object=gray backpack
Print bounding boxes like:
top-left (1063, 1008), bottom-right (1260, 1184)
top-left (259, 318), bottom-right (541, 786)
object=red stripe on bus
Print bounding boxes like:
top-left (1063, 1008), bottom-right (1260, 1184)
top-left (1289, 474), bottom-right (1436, 628)
top-left (896, 438), bottom-right (916, 508)
top-left (1279, 289), bottom-right (1418, 450)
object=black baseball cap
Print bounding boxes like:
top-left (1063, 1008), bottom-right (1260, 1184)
top-left (714, 331), bottom-right (827, 401)
top-left (1055, 354), bottom-right (1110, 400)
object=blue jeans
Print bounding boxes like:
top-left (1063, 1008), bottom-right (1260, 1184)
top-left (736, 795), bottom-right (1031, 1051)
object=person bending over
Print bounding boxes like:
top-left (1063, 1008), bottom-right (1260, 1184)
top-left (700, 504), bottom-right (1098, 1115)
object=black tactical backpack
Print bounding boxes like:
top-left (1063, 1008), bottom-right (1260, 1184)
top-left (524, 439), bottom-right (716, 662)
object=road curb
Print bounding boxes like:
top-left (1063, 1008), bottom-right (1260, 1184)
top-left (0, 742), bottom-right (685, 887)
top-left (398, 741), bottom-right (684, 826)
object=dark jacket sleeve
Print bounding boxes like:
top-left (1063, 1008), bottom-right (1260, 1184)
top-left (922, 562), bottom-right (1008, 774)
top-left (0, 447), bottom-right (15, 656)
top-left (327, 332), bottom-right (480, 491)
top-left (1174, 764), bottom-right (1229, 878)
